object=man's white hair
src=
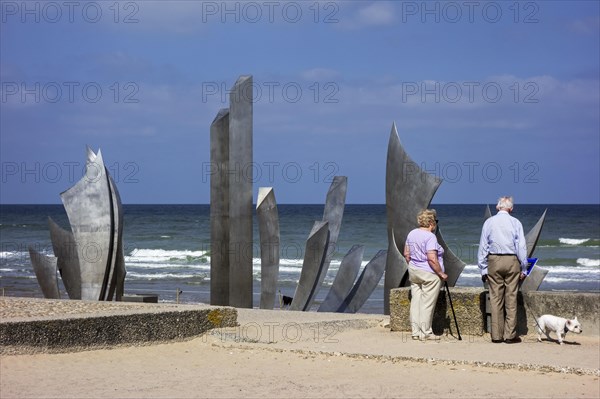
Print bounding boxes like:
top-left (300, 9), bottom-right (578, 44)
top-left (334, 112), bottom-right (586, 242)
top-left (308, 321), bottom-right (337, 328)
top-left (496, 196), bottom-right (514, 211)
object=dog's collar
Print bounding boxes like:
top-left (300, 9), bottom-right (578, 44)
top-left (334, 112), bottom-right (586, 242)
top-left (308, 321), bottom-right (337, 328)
top-left (564, 325), bottom-right (569, 334)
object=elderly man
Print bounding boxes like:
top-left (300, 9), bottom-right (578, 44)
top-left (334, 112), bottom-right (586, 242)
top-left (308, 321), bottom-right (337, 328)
top-left (478, 196), bottom-right (528, 344)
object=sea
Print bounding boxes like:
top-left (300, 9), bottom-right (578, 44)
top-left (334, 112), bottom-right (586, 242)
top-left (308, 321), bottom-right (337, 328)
top-left (1, 204), bottom-right (599, 314)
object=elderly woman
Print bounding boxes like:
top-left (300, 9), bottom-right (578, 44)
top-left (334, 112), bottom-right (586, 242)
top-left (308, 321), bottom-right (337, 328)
top-left (404, 209), bottom-right (448, 341)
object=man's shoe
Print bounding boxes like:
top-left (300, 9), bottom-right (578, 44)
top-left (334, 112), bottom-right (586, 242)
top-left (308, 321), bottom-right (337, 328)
top-left (491, 339), bottom-right (503, 343)
top-left (505, 337), bottom-right (522, 344)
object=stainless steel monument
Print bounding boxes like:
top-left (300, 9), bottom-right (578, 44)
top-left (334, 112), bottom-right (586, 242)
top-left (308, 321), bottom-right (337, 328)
top-left (289, 221), bottom-right (330, 311)
top-left (384, 122), bottom-right (466, 314)
top-left (385, 123), bottom-right (436, 314)
top-left (257, 187), bottom-right (280, 309)
top-left (29, 147), bottom-right (126, 301)
top-left (210, 75), bottom-right (254, 308)
top-left (318, 245), bottom-right (364, 312)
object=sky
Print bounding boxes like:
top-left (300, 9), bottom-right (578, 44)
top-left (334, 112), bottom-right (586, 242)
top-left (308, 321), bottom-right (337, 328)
top-left (1, 0), bottom-right (599, 204)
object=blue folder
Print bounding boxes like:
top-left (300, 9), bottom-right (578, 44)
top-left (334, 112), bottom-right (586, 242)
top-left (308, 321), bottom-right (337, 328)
top-left (526, 258), bottom-right (538, 276)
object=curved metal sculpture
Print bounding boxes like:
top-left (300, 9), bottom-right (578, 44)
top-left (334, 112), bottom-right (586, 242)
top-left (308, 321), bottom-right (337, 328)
top-left (31, 146), bottom-right (126, 301)
top-left (305, 176), bottom-right (347, 310)
top-left (318, 244), bottom-right (364, 312)
top-left (257, 187), bottom-right (280, 309)
top-left (60, 149), bottom-right (113, 301)
top-left (338, 250), bottom-right (387, 313)
top-left (28, 247), bottom-right (60, 299)
top-left (106, 173), bottom-right (126, 301)
top-left (48, 217), bottom-right (81, 299)
top-left (484, 205), bottom-right (492, 220)
top-left (526, 209), bottom-right (547, 257)
top-left (384, 122), bottom-right (441, 314)
top-left (435, 227), bottom-right (466, 287)
top-left (290, 221), bottom-right (330, 311)
top-left (521, 209), bottom-right (549, 292)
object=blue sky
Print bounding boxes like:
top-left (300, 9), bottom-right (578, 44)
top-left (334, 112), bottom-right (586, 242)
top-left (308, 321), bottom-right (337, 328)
top-left (1, 0), bottom-right (599, 204)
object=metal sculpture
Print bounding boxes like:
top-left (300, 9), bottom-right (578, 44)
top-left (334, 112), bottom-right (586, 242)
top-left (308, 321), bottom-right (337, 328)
top-left (384, 122), bottom-right (441, 315)
top-left (210, 108), bottom-right (231, 306)
top-left (435, 227), bottom-right (466, 287)
top-left (60, 149), bottom-right (122, 301)
top-left (318, 245), bottom-right (364, 312)
top-left (48, 217), bottom-right (81, 299)
top-left (290, 221), bottom-right (330, 311)
top-left (304, 176), bottom-right (347, 310)
top-left (210, 75), bottom-right (254, 308)
top-left (484, 205), bottom-right (492, 220)
top-left (28, 247), bottom-right (60, 299)
top-left (228, 75), bottom-right (254, 308)
top-left (338, 250), bottom-right (387, 313)
top-left (526, 209), bottom-right (547, 257)
top-left (257, 187), bottom-right (280, 309)
top-left (30, 147), bottom-right (126, 301)
top-left (521, 209), bottom-right (549, 292)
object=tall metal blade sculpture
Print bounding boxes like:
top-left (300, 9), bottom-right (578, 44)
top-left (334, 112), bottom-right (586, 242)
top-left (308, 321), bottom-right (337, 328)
top-left (32, 146), bottom-right (126, 301)
top-left (305, 176), bottom-right (347, 310)
top-left (384, 123), bottom-right (441, 315)
top-left (290, 221), bottom-right (330, 311)
top-left (60, 150), bottom-right (114, 301)
top-left (435, 227), bottom-right (466, 287)
top-left (48, 217), bottom-right (81, 299)
top-left (526, 209), bottom-right (547, 257)
top-left (228, 75), bottom-right (254, 308)
top-left (210, 108), bottom-right (231, 306)
top-left (318, 245), bottom-right (364, 312)
top-left (521, 209), bottom-right (549, 292)
top-left (210, 75), bottom-right (254, 308)
top-left (257, 187), bottom-right (280, 309)
top-left (484, 205), bottom-right (492, 220)
top-left (28, 247), bottom-right (60, 299)
top-left (338, 250), bottom-right (387, 313)
top-left (106, 173), bottom-right (126, 301)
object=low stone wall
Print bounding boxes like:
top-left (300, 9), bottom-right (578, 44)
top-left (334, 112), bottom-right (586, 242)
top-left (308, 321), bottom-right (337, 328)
top-left (390, 288), bottom-right (600, 337)
top-left (0, 297), bottom-right (237, 354)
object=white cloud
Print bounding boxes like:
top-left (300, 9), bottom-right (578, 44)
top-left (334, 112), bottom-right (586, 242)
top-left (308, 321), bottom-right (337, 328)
top-left (301, 68), bottom-right (340, 81)
top-left (338, 1), bottom-right (395, 30)
top-left (568, 16), bottom-right (600, 35)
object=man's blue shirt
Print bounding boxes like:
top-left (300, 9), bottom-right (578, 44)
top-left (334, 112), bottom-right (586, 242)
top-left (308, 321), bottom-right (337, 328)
top-left (478, 210), bottom-right (528, 275)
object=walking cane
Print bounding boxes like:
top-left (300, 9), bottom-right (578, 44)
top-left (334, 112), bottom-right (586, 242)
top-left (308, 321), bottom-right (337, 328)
top-left (445, 281), bottom-right (462, 340)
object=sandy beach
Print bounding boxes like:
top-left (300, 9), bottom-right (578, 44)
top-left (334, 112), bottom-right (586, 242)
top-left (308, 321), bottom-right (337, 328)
top-left (2, 306), bottom-right (599, 399)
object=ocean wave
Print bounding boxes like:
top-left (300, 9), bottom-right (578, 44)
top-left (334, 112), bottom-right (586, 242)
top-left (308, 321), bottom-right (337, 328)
top-left (127, 248), bottom-right (209, 263)
top-left (559, 238), bottom-right (590, 246)
top-left (543, 276), bottom-right (600, 284)
top-left (126, 272), bottom-right (202, 280)
top-left (577, 258), bottom-right (600, 267)
top-left (126, 263), bottom-right (211, 271)
top-left (0, 251), bottom-right (20, 259)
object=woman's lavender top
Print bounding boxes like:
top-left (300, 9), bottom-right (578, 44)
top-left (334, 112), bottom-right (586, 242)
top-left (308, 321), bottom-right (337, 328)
top-left (406, 228), bottom-right (445, 274)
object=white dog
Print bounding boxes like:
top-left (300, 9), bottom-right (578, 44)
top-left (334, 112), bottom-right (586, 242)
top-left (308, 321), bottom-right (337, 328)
top-left (536, 315), bottom-right (582, 345)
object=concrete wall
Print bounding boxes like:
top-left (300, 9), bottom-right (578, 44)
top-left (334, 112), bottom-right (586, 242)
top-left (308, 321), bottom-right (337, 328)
top-left (0, 299), bottom-right (237, 354)
top-left (390, 287), bottom-right (600, 337)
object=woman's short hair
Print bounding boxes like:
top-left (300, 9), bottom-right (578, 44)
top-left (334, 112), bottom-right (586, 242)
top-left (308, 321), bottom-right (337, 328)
top-left (496, 196), bottom-right (514, 211)
top-left (417, 209), bottom-right (437, 228)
